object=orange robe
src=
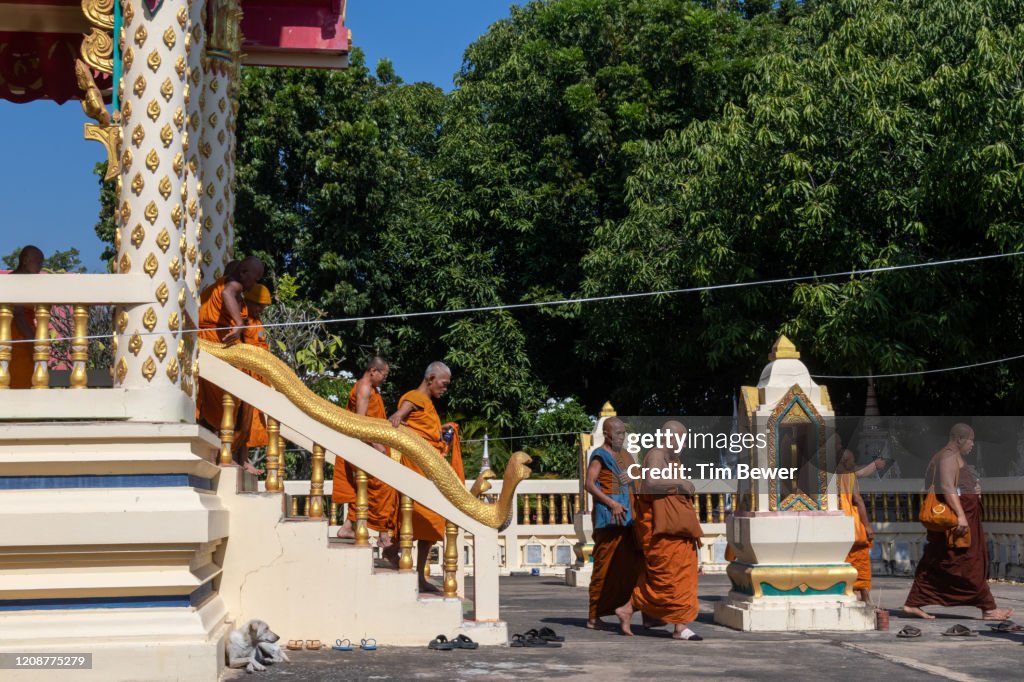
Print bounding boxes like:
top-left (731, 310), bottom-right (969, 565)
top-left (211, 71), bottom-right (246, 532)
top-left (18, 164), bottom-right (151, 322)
top-left (199, 277), bottom-right (225, 305)
top-left (588, 453), bottom-right (644, 621)
top-left (9, 306), bottom-right (34, 389)
top-left (241, 318), bottom-right (269, 448)
top-left (630, 494), bottom-right (700, 624)
top-left (396, 389), bottom-right (464, 542)
top-left (838, 472), bottom-right (872, 591)
top-left (196, 280), bottom-right (245, 429)
top-left (330, 386), bottom-right (398, 533)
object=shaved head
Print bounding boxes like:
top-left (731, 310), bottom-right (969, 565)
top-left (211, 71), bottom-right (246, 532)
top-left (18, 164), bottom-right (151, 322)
top-left (367, 355), bottom-right (389, 372)
top-left (237, 256), bottom-right (264, 289)
top-left (16, 245), bottom-right (43, 274)
top-left (602, 417), bottom-right (626, 452)
top-left (223, 259), bottom-right (240, 279)
top-left (424, 361), bottom-right (451, 380)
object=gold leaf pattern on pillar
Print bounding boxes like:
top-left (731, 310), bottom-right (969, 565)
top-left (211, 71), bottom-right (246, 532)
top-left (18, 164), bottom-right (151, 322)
top-left (187, 199), bottom-right (197, 219)
top-left (177, 288), bottom-right (186, 309)
top-left (210, 78), bottom-right (219, 93)
top-left (146, 99), bottom-right (161, 122)
top-left (116, 310), bottom-right (129, 333)
top-left (204, 181), bottom-right (215, 198)
top-left (163, 26), bottom-right (177, 49)
top-left (178, 234), bottom-right (187, 254)
top-left (200, 141), bottom-right (211, 159)
top-left (175, 57), bottom-right (187, 81)
top-left (153, 337), bottom-right (168, 361)
top-left (142, 307), bottom-right (158, 332)
top-left (116, 357), bottom-right (128, 383)
top-left (123, 46), bottom-right (134, 71)
top-left (217, 129), bottom-right (225, 146)
top-left (176, 339), bottom-right (186, 363)
top-left (122, 147), bottom-right (133, 170)
top-left (189, 112), bottom-right (200, 130)
top-left (146, 49), bottom-right (161, 72)
top-left (173, 107), bottom-right (185, 130)
top-left (142, 356), bottom-right (157, 382)
top-left (144, 201), bottom-right (159, 225)
top-left (171, 204), bottom-right (183, 225)
top-left (119, 200), bottom-right (131, 224)
top-left (130, 172), bottom-right (145, 195)
top-left (160, 123), bottom-right (174, 147)
top-left (158, 175), bottom-right (173, 199)
top-left (218, 97), bottom-right (226, 113)
top-left (118, 252), bottom-right (131, 274)
top-left (207, 112), bottom-right (218, 128)
top-left (179, 183), bottom-right (188, 202)
top-left (215, 233), bottom-right (223, 249)
top-left (215, 199), bottom-right (224, 214)
top-left (194, 268), bottom-right (202, 291)
top-left (177, 6), bottom-right (188, 28)
top-left (203, 250), bottom-right (212, 266)
top-left (122, 99), bottom-right (132, 122)
top-left (128, 332), bottom-right (143, 356)
top-left (156, 227), bottom-right (171, 253)
top-left (131, 124), bottom-right (145, 147)
top-left (155, 282), bottom-right (169, 306)
top-left (114, 228), bottom-right (122, 251)
top-left (123, 2), bottom-right (133, 24)
top-left (130, 223), bottom-right (145, 247)
top-left (216, 165), bottom-right (225, 181)
top-left (187, 244), bottom-right (197, 264)
top-left (134, 25), bottom-right (147, 48)
top-left (169, 256), bottom-right (181, 279)
top-left (144, 253), bottom-right (159, 278)
top-left (145, 149), bottom-right (159, 172)
top-left (160, 78), bottom-right (174, 102)
top-left (172, 152), bottom-right (184, 176)
top-left (168, 312), bottom-right (180, 331)
top-left (166, 358), bottom-right (179, 382)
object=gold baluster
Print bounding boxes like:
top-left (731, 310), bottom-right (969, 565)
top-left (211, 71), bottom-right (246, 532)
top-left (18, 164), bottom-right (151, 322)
top-left (31, 304), bottom-right (51, 389)
top-left (718, 494), bottom-right (725, 524)
top-left (330, 501), bottom-right (338, 526)
top-left (399, 494), bottom-right (414, 571)
top-left (443, 521), bottom-right (458, 598)
top-left (869, 494), bottom-right (877, 524)
top-left (264, 417), bottom-right (281, 492)
top-left (522, 494), bottom-right (531, 525)
top-left (882, 494), bottom-right (889, 523)
top-left (290, 495), bottom-right (299, 517)
top-left (535, 495), bottom-right (543, 523)
top-left (308, 444), bottom-right (325, 518)
top-left (218, 393), bottom-right (236, 466)
top-left (1015, 493), bottom-right (1022, 522)
top-left (893, 492), bottom-right (902, 522)
top-left (354, 467), bottom-right (369, 546)
top-left (0, 304), bottom-right (11, 389)
top-left (573, 494), bottom-right (580, 515)
top-left (694, 494), bottom-right (703, 523)
top-left (561, 494), bottom-right (569, 524)
top-left (548, 494), bottom-right (557, 524)
top-left (69, 304), bottom-right (89, 388)
top-left (277, 435), bottom-right (286, 483)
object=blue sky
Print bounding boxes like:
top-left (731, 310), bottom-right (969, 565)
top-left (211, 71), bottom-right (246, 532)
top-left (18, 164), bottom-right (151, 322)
top-left (0, 1), bottom-right (523, 272)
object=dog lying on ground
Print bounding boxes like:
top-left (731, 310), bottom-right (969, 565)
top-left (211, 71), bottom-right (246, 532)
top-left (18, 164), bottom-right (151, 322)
top-left (226, 619), bottom-right (290, 673)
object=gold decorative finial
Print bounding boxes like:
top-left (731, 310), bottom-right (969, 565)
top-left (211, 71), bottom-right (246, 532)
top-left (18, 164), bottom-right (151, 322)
top-left (769, 335), bottom-right (801, 361)
top-left (599, 401), bottom-right (617, 418)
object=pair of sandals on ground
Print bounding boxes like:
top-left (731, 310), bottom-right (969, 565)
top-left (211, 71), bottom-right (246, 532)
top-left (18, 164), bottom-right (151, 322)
top-left (897, 621), bottom-right (1024, 638)
top-left (428, 627), bottom-right (564, 649)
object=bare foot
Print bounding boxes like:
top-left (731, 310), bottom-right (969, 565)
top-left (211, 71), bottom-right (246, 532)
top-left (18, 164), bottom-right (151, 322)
top-left (614, 605), bottom-right (634, 636)
top-left (335, 522), bottom-right (355, 540)
top-left (585, 619), bottom-right (605, 630)
top-left (242, 462), bottom-right (260, 476)
top-left (642, 615), bottom-right (667, 628)
top-left (982, 608), bottom-right (1015, 621)
top-left (902, 606), bottom-right (936, 619)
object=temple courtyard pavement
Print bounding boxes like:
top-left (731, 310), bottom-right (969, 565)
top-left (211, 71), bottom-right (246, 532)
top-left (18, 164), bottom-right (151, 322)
top-left (231, 574), bottom-right (1024, 681)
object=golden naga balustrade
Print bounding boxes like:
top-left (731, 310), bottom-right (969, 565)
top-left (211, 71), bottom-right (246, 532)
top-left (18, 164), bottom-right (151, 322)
top-left (198, 339), bottom-right (533, 530)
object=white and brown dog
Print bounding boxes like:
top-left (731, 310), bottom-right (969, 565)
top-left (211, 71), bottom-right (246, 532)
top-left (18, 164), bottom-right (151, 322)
top-left (226, 620), bottom-right (290, 673)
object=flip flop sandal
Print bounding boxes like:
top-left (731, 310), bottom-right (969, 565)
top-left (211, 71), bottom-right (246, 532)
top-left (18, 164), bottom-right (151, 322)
top-left (452, 634), bottom-right (478, 650)
top-left (360, 638), bottom-right (378, 651)
top-left (510, 633), bottom-right (545, 647)
top-left (286, 640), bottom-right (304, 651)
top-left (428, 634), bottom-right (455, 651)
top-left (897, 626), bottom-right (922, 638)
top-left (306, 640), bottom-right (323, 650)
top-left (674, 633), bottom-right (704, 641)
top-left (987, 621), bottom-right (1024, 632)
top-left (332, 639), bottom-right (353, 652)
top-left (941, 624), bottom-right (977, 637)
top-left (536, 627), bottom-right (565, 642)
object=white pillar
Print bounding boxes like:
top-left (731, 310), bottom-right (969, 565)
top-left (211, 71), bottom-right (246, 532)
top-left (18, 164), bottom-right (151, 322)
top-left (114, 0), bottom-right (200, 421)
top-left (200, 0), bottom-right (243, 289)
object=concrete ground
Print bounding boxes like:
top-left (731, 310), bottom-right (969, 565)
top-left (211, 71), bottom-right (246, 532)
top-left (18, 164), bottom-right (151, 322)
top-left (225, 575), bottom-right (1024, 681)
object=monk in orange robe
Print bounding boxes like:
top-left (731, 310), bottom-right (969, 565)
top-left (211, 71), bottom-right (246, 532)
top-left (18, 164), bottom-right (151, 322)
top-left (388, 361), bottom-right (464, 592)
top-left (615, 421), bottom-right (703, 640)
top-left (197, 256), bottom-right (263, 474)
top-left (199, 260), bottom-right (239, 306)
top-left (584, 417), bottom-right (644, 629)
top-left (836, 436), bottom-right (883, 603)
top-left (332, 358), bottom-right (398, 554)
top-left (7, 246), bottom-right (43, 388)
top-left (241, 284), bottom-right (272, 450)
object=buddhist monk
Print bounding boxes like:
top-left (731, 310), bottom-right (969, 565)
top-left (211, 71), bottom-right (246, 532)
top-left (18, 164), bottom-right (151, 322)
top-left (8, 246), bottom-right (43, 388)
top-left (332, 357), bottom-right (397, 551)
top-left (903, 424), bottom-right (1014, 620)
top-left (241, 284), bottom-right (272, 453)
top-left (388, 361), bottom-right (464, 593)
top-left (199, 260), bottom-right (239, 305)
top-left (835, 434), bottom-right (884, 603)
top-left (616, 421), bottom-right (703, 640)
top-left (197, 256), bottom-right (263, 474)
top-left (585, 417), bottom-right (643, 630)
